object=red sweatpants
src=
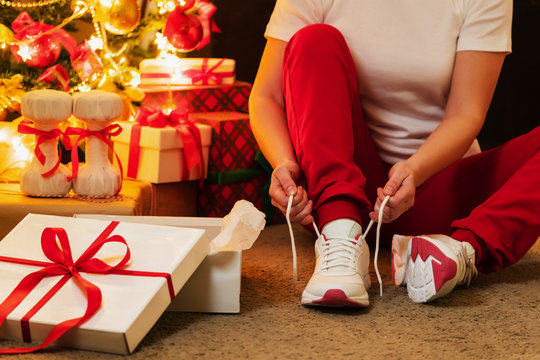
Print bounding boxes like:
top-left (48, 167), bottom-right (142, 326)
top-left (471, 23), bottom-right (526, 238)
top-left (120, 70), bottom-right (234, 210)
top-left (282, 24), bottom-right (540, 273)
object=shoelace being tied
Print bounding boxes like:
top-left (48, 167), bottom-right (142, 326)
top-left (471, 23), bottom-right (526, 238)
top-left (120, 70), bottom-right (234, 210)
top-left (286, 194), bottom-right (391, 296)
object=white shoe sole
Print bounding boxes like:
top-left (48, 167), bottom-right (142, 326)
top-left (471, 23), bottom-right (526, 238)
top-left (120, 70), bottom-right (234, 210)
top-left (404, 237), bottom-right (459, 303)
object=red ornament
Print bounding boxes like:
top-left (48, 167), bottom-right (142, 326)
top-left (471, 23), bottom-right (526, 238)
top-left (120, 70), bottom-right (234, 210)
top-left (10, 12), bottom-right (77, 69)
top-left (164, 8), bottom-right (202, 52)
top-left (19, 35), bottom-right (62, 68)
top-left (175, 0), bottom-right (196, 12)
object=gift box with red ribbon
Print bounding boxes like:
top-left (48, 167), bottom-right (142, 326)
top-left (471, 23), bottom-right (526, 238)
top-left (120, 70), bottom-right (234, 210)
top-left (188, 111), bottom-right (283, 224)
top-left (140, 57), bottom-right (235, 87)
top-left (0, 214), bottom-right (208, 354)
top-left (112, 108), bottom-right (212, 184)
top-left (140, 81), bottom-right (251, 114)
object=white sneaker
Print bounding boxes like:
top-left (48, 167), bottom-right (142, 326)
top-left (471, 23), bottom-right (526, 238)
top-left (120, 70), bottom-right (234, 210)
top-left (301, 219), bottom-right (371, 307)
top-left (392, 234), bottom-right (478, 303)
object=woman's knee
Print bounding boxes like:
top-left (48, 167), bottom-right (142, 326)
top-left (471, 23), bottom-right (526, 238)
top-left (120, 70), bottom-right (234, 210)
top-left (287, 24), bottom-right (347, 55)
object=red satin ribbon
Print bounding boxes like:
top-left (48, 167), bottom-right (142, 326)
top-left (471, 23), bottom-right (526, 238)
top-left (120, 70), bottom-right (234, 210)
top-left (10, 11), bottom-right (77, 62)
top-left (196, 1), bottom-right (221, 50)
top-left (128, 108), bottom-right (205, 184)
top-left (140, 73), bottom-right (172, 79)
top-left (0, 221), bottom-right (175, 354)
top-left (38, 64), bottom-right (70, 91)
top-left (183, 58), bottom-right (234, 85)
top-left (17, 119), bottom-right (72, 178)
top-left (70, 41), bottom-right (103, 81)
top-left (64, 124), bottom-right (124, 194)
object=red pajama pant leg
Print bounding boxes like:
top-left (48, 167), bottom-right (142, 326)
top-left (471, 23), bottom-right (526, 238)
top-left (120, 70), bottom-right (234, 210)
top-left (388, 125), bottom-right (540, 273)
top-left (282, 24), bottom-right (386, 229)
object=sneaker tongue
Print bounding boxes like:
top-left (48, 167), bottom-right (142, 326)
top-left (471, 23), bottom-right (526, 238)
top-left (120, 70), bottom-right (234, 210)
top-left (320, 219), bottom-right (363, 274)
top-left (322, 219), bottom-right (362, 239)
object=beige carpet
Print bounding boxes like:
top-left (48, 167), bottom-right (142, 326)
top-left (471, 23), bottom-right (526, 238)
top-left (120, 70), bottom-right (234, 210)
top-left (2, 224), bottom-right (540, 359)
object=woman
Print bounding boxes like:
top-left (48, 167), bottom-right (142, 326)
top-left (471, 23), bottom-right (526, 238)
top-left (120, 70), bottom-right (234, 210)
top-left (249, 0), bottom-right (540, 307)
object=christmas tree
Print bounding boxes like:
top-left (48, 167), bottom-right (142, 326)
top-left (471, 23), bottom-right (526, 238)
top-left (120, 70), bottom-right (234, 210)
top-left (0, 0), bottom-right (219, 122)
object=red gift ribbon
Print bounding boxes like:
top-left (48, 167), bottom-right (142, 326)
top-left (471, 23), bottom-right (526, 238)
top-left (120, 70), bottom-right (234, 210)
top-left (70, 41), bottom-right (103, 81)
top-left (140, 72), bottom-right (172, 80)
top-left (38, 64), bottom-right (70, 91)
top-left (183, 58), bottom-right (234, 85)
top-left (17, 119), bottom-right (72, 178)
top-left (196, 1), bottom-right (221, 50)
top-left (0, 221), bottom-right (175, 354)
top-left (64, 124), bottom-right (124, 194)
top-left (10, 11), bottom-right (76, 62)
top-left (128, 107), bottom-right (205, 184)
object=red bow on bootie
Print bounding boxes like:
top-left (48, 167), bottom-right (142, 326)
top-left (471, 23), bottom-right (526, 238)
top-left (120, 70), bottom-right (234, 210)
top-left (17, 119), bottom-right (72, 178)
top-left (64, 124), bottom-right (123, 194)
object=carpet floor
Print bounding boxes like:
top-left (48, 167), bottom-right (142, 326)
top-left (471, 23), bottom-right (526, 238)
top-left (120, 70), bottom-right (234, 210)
top-left (2, 223), bottom-right (540, 359)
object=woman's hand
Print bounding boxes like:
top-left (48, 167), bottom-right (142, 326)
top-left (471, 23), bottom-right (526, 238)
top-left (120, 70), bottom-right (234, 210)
top-left (369, 161), bottom-right (417, 223)
top-left (270, 160), bottom-right (313, 225)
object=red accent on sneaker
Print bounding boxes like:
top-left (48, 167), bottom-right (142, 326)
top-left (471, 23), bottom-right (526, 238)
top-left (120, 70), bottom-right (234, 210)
top-left (410, 237), bottom-right (457, 292)
top-left (312, 289), bottom-right (367, 308)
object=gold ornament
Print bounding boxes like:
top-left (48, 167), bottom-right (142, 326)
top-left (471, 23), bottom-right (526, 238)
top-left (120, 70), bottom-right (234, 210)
top-left (95, 0), bottom-right (141, 35)
top-left (0, 24), bottom-right (14, 46)
top-left (0, 108), bottom-right (6, 122)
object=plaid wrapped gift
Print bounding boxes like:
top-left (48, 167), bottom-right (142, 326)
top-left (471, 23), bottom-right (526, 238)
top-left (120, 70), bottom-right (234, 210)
top-left (140, 82), bottom-right (251, 114)
top-left (189, 111), bottom-right (283, 224)
top-left (189, 111), bottom-right (256, 171)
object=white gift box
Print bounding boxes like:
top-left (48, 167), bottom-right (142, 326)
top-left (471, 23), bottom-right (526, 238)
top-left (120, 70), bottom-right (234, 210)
top-left (113, 121), bottom-right (212, 184)
top-left (139, 57), bottom-right (236, 86)
top-left (0, 214), bottom-right (209, 354)
top-left (74, 214), bottom-right (241, 314)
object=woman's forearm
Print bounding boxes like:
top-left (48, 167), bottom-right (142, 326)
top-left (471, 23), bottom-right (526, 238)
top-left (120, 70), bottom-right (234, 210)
top-left (249, 95), bottom-right (296, 169)
top-left (249, 38), bottom-right (294, 169)
top-left (406, 114), bottom-right (483, 186)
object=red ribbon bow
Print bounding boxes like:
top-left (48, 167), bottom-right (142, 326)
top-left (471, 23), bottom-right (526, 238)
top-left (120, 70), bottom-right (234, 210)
top-left (70, 41), bottom-right (103, 81)
top-left (196, 1), bottom-right (221, 50)
top-left (64, 124), bottom-right (124, 194)
top-left (38, 64), bottom-right (70, 91)
top-left (183, 58), bottom-right (234, 85)
top-left (128, 108), bottom-right (205, 184)
top-left (10, 12), bottom-right (76, 63)
top-left (17, 119), bottom-right (72, 178)
top-left (0, 221), bottom-right (175, 354)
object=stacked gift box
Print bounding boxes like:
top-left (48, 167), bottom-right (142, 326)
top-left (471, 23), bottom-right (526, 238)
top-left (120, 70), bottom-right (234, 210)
top-left (115, 60), bottom-right (281, 223)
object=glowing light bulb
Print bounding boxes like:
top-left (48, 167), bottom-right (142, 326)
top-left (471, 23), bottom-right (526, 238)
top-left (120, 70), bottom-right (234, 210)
top-left (17, 43), bottom-right (32, 61)
top-left (88, 35), bottom-right (104, 51)
top-left (12, 136), bottom-right (32, 163)
top-left (127, 71), bottom-right (141, 87)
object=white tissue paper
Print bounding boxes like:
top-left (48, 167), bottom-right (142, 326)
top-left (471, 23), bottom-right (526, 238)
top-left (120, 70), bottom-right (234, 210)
top-left (209, 200), bottom-right (266, 254)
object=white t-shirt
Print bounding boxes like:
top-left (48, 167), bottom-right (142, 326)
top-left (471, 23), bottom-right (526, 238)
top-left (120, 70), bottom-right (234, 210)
top-left (265, 0), bottom-right (513, 164)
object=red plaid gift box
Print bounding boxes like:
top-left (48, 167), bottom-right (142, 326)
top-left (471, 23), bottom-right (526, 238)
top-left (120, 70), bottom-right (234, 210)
top-left (140, 82), bottom-right (251, 114)
top-left (188, 111), bottom-right (257, 171)
top-left (189, 111), bottom-right (284, 224)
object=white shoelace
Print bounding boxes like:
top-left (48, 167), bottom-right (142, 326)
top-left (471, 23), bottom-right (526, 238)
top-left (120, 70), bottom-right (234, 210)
top-left (286, 194), bottom-right (391, 296)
